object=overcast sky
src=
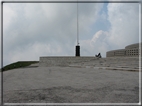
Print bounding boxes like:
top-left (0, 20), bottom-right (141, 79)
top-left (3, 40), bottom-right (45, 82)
top-left (1, 0), bottom-right (141, 66)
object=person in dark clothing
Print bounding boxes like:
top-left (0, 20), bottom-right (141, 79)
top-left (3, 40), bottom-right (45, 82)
top-left (95, 53), bottom-right (101, 58)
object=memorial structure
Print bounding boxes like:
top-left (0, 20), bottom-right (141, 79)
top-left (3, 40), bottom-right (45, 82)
top-left (106, 43), bottom-right (142, 57)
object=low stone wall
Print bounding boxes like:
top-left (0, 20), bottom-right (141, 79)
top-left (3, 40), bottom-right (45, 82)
top-left (39, 56), bottom-right (97, 67)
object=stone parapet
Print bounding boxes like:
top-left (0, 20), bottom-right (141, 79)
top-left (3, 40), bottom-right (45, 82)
top-left (39, 56), bottom-right (97, 67)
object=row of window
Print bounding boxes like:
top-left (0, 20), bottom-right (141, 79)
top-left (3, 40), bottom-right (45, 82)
top-left (127, 53), bottom-right (139, 55)
top-left (107, 50), bottom-right (139, 57)
top-left (126, 50), bottom-right (138, 52)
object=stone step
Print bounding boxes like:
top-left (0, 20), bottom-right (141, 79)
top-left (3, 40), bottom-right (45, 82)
top-left (39, 56), bottom-right (140, 67)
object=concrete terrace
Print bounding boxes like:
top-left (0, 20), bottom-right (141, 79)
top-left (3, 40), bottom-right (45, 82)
top-left (2, 57), bottom-right (141, 104)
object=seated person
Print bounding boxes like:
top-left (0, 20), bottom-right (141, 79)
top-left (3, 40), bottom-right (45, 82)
top-left (95, 53), bottom-right (101, 58)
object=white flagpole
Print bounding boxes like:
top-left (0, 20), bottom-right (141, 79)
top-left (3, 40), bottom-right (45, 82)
top-left (77, 0), bottom-right (79, 45)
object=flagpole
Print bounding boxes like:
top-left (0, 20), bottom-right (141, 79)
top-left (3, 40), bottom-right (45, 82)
top-left (77, 0), bottom-right (79, 45)
top-left (75, 0), bottom-right (80, 56)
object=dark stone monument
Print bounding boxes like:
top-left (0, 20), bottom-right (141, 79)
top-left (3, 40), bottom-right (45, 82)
top-left (76, 45), bottom-right (80, 56)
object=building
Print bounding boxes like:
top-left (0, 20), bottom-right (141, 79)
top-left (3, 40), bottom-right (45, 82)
top-left (106, 43), bottom-right (142, 57)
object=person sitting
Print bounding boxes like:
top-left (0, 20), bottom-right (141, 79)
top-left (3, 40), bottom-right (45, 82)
top-left (95, 53), bottom-right (101, 58)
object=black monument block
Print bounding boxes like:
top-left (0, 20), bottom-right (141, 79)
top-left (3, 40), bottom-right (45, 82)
top-left (76, 45), bottom-right (80, 56)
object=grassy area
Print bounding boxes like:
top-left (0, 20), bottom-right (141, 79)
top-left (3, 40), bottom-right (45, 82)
top-left (1, 61), bottom-right (39, 72)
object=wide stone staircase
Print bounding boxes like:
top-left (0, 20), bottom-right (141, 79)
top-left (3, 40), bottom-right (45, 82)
top-left (69, 57), bottom-right (141, 71)
top-left (39, 56), bottom-right (141, 71)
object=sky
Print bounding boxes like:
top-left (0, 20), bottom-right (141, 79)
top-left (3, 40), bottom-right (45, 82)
top-left (1, 0), bottom-right (141, 66)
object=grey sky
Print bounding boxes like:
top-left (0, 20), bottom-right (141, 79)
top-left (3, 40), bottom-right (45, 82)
top-left (1, 0), bottom-right (140, 66)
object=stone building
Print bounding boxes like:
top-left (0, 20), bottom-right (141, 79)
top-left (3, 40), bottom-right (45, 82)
top-left (106, 43), bottom-right (142, 57)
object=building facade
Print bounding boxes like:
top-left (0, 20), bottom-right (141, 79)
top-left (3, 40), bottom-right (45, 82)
top-left (106, 43), bottom-right (141, 57)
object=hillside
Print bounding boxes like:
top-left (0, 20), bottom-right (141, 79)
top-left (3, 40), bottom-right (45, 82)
top-left (1, 61), bottom-right (39, 71)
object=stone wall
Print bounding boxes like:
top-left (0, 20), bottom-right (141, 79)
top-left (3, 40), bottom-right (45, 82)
top-left (39, 56), bottom-right (97, 67)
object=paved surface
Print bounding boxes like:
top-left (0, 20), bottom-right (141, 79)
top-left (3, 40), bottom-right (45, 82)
top-left (3, 66), bottom-right (139, 103)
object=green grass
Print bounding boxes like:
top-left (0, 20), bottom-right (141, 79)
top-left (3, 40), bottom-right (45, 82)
top-left (1, 61), bottom-right (39, 72)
